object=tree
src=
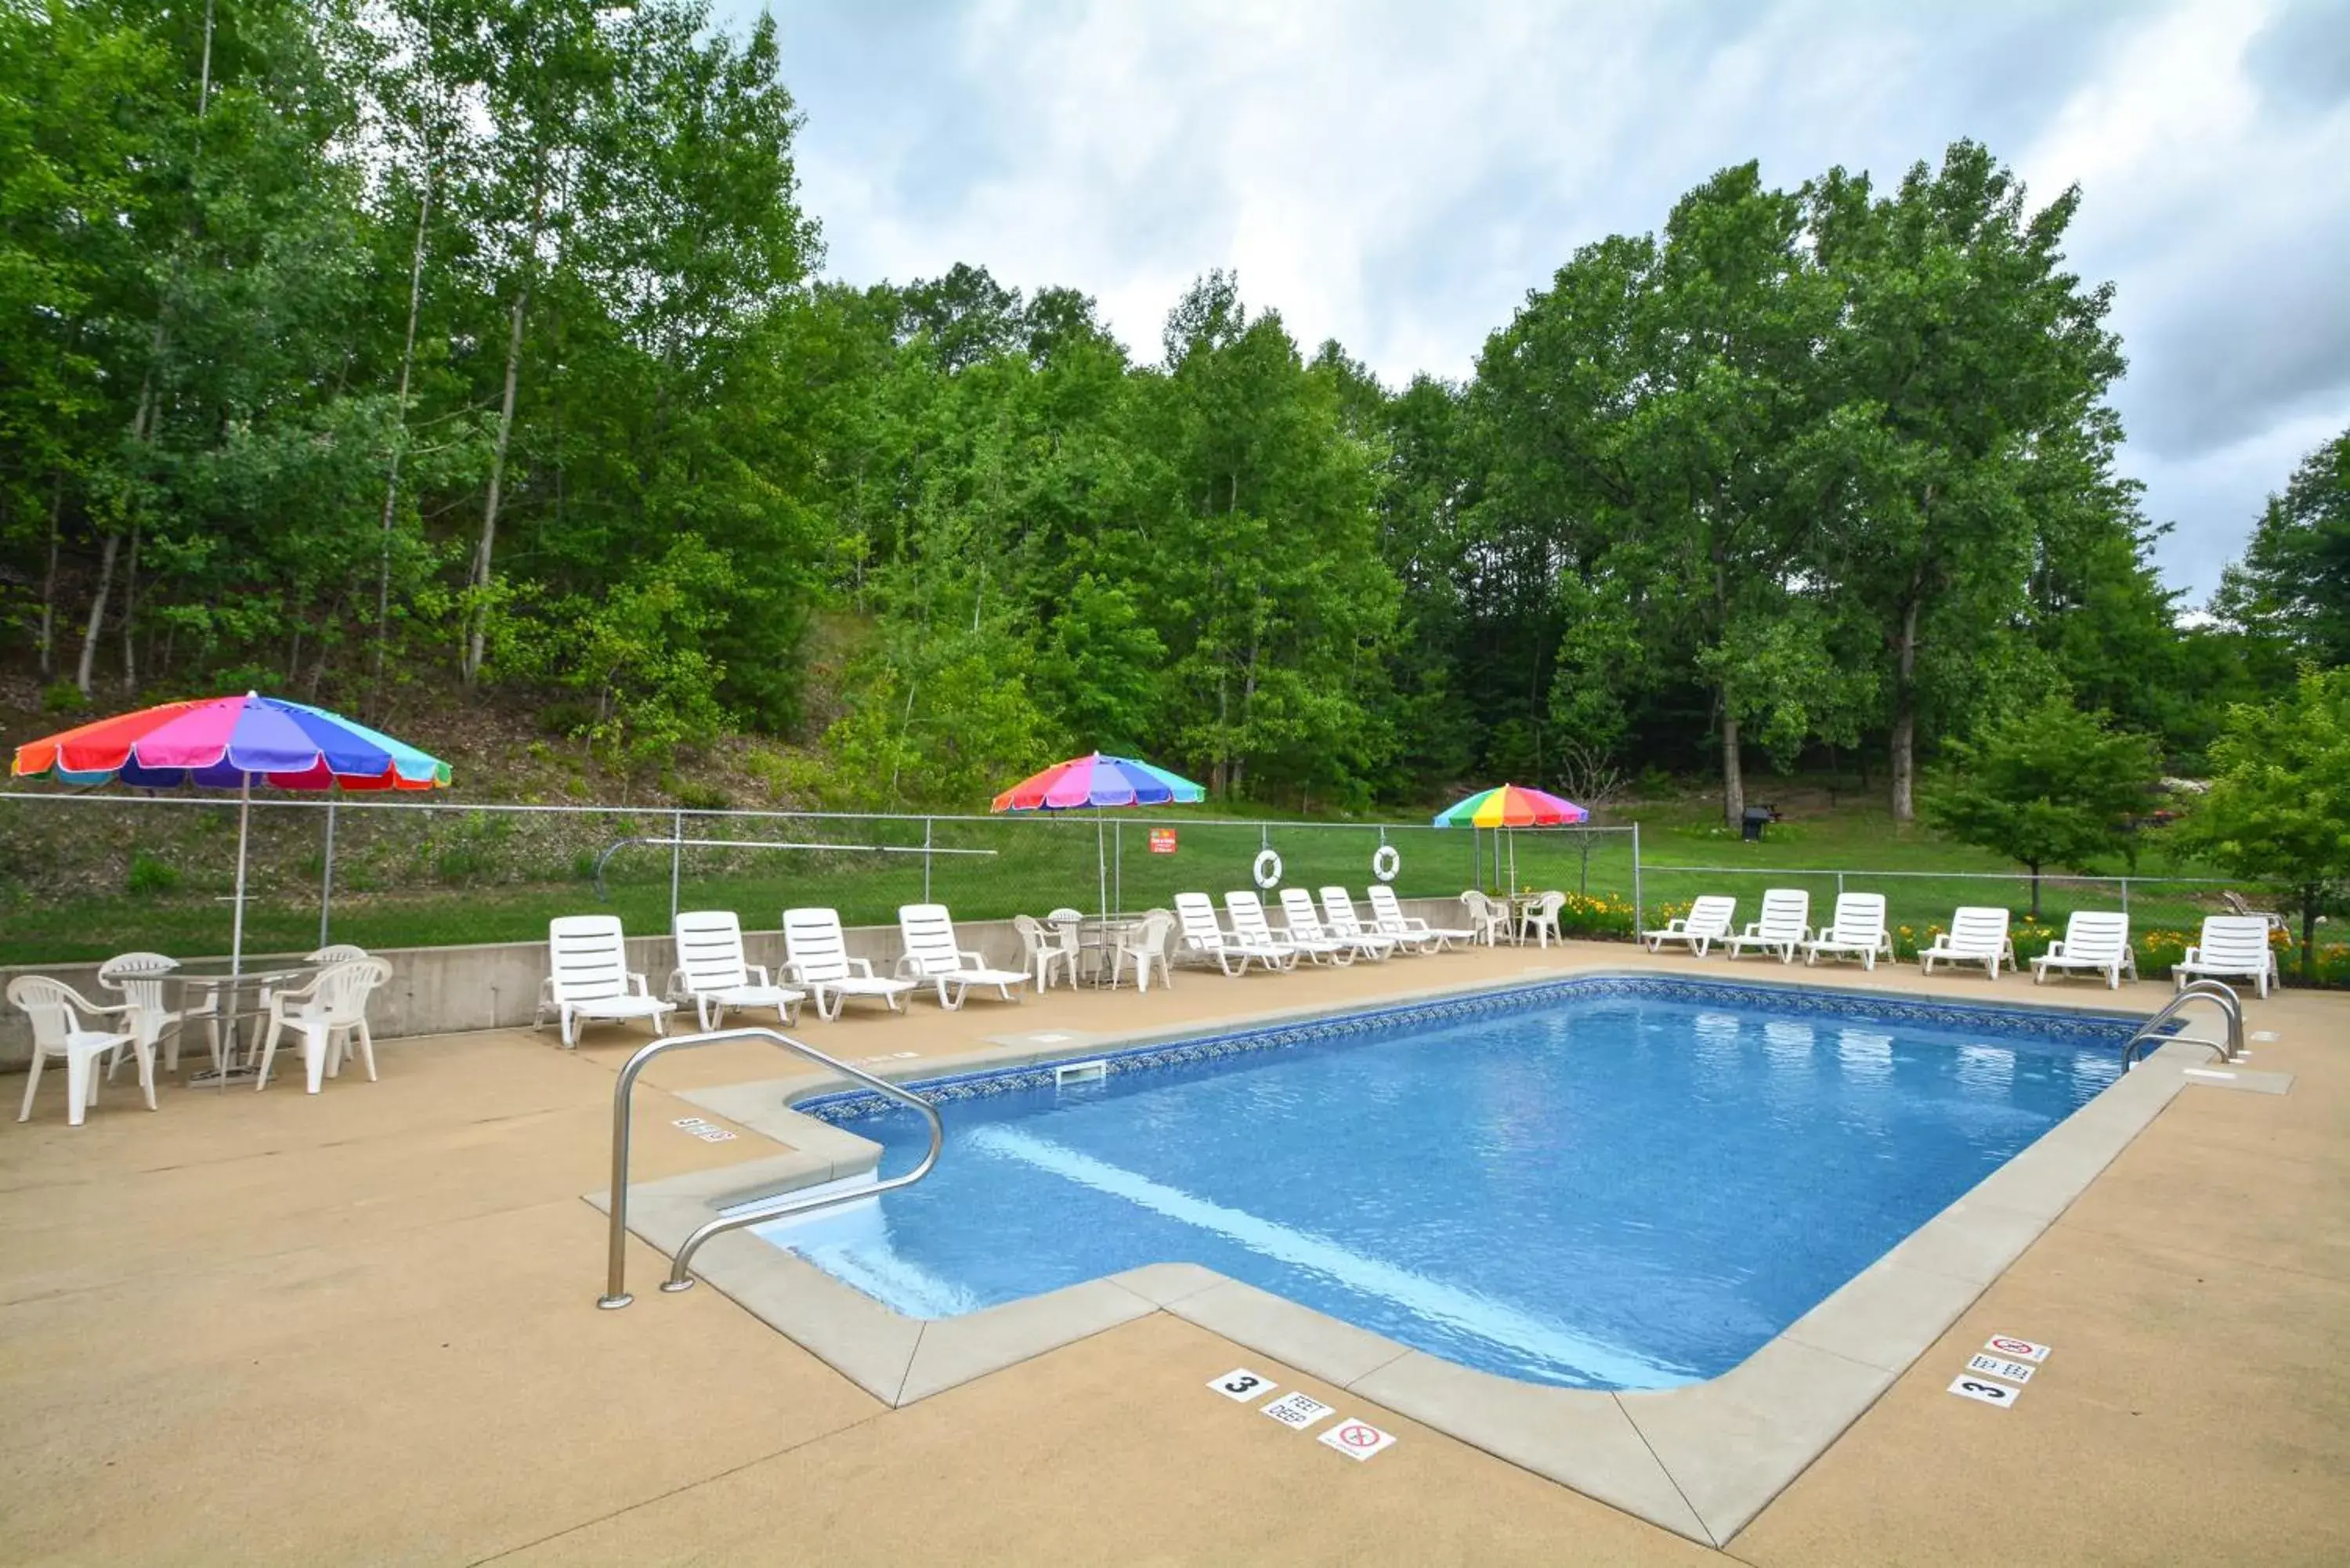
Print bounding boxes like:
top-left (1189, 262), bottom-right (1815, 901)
top-left (2214, 428), bottom-right (2350, 666)
top-left (2169, 667), bottom-right (2350, 982)
top-left (1804, 141), bottom-right (2128, 821)
top-left (1924, 695), bottom-right (2160, 916)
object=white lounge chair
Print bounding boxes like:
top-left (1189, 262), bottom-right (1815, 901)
top-left (9, 976), bottom-right (150, 1126)
top-left (1802, 894), bottom-right (1893, 970)
top-left (783, 908), bottom-right (916, 1019)
top-left (1723, 890), bottom-right (1810, 964)
top-left (1368, 884), bottom-right (1470, 952)
top-left (670, 910), bottom-right (805, 1030)
top-left (544, 916), bottom-right (674, 1048)
top-left (896, 904), bottom-right (1030, 1010)
top-left (1229, 891), bottom-right (1324, 965)
top-left (1920, 907), bottom-right (2016, 980)
top-left (1517, 889), bottom-right (1567, 947)
top-left (1108, 909), bottom-right (1177, 992)
top-left (255, 957), bottom-right (392, 1093)
top-left (1173, 893), bottom-right (1293, 976)
top-left (2176, 915), bottom-right (2278, 999)
top-left (1459, 890), bottom-right (1509, 946)
top-left (1644, 895), bottom-right (1737, 957)
top-left (1272, 887), bottom-right (1359, 965)
top-left (2030, 912), bottom-right (2136, 989)
top-left (1318, 887), bottom-right (1401, 960)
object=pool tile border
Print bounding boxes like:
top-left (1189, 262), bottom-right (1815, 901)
top-left (586, 965), bottom-right (2206, 1550)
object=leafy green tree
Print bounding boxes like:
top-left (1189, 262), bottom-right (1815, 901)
top-left (1925, 695), bottom-right (2160, 916)
top-left (2169, 667), bottom-right (2350, 981)
top-left (2214, 428), bottom-right (2350, 666)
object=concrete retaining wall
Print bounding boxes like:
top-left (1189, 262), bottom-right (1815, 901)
top-left (0, 897), bottom-right (1480, 1068)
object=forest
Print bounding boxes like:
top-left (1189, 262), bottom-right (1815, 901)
top-left (3, 0), bottom-right (2344, 831)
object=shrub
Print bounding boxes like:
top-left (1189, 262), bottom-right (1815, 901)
top-left (672, 780), bottom-right (733, 811)
top-left (40, 681), bottom-right (89, 716)
top-left (126, 850), bottom-right (182, 896)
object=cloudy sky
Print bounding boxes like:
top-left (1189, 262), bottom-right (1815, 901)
top-left (718, 0), bottom-right (2350, 598)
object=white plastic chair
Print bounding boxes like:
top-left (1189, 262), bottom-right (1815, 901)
top-left (1013, 915), bottom-right (1079, 992)
top-left (306, 943), bottom-right (371, 965)
top-left (1318, 887), bottom-right (1400, 960)
top-left (255, 957), bottom-right (392, 1093)
top-left (1367, 884), bottom-right (1470, 951)
top-left (544, 916), bottom-right (674, 1048)
top-left (1108, 909), bottom-right (1177, 993)
top-left (1723, 890), bottom-right (1811, 963)
top-left (1172, 892), bottom-right (1292, 975)
top-left (1272, 888), bottom-right (1358, 964)
top-left (2176, 915), bottom-right (2278, 999)
top-left (1921, 907), bottom-right (2016, 980)
top-left (1517, 890), bottom-right (1567, 948)
top-left (1803, 894), bottom-right (1893, 970)
top-left (10, 976), bottom-right (150, 1126)
top-left (895, 904), bottom-right (1030, 1010)
top-left (98, 951), bottom-right (195, 1078)
top-left (669, 910), bottom-right (804, 1029)
top-left (783, 908), bottom-right (916, 1020)
top-left (1459, 891), bottom-right (1509, 946)
top-left (2030, 912), bottom-right (2137, 989)
top-left (1644, 895), bottom-right (1737, 957)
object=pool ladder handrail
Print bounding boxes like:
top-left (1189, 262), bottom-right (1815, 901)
top-left (2121, 979), bottom-right (2245, 1071)
top-left (598, 1024), bottom-right (942, 1308)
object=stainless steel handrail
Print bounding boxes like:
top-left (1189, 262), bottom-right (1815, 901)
top-left (2122, 979), bottom-right (2244, 1071)
top-left (598, 1025), bottom-right (942, 1308)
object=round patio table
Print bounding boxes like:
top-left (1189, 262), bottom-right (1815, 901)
top-left (162, 961), bottom-right (319, 1084)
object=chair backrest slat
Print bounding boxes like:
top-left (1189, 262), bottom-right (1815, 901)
top-left (1687, 896), bottom-right (1735, 935)
top-left (1278, 887), bottom-right (1329, 939)
top-left (1367, 884), bottom-right (1417, 934)
top-left (1318, 887), bottom-right (1371, 938)
top-left (783, 908), bottom-right (854, 983)
top-left (2058, 911), bottom-right (2129, 960)
top-left (549, 916), bottom-right (631, 1003)
top-left (1755, 889), bottom-right (1809, 935)
top-left (1173, 893), bottom-right (1225, 947)
top-left (1828, 893), bottom-right (1887, 942)
top-left (2195, 916), bottom-right (2271, 965)
top-left (1947, 907), bottom-right (2010, 952)
top-left (1225, 891), bottom-right (1280, 945)
top-left (673, 911), bottom-right (750, 992)
top-left (898, 904), bottom-right (963, 977)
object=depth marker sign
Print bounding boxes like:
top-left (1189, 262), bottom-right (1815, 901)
top-left (1947, 1376), bottom-right (2019, 1409)
top-left (1966, 1353), bottom-right (2037, 1385)
top-left (1260, 1392), bottom-right (1335, 1430)
top-left (1209, 1368), bottom-right (1274, 1403)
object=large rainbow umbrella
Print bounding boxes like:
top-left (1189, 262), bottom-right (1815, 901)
top-left (992, 752), bottom-right (1206, 922)
top-left (12, 692), bottom-right (450, 1003)
top-left (1433, 783), bottom-right (1588, 898)
top-left (1431, 782), bottom-right (1587, 828)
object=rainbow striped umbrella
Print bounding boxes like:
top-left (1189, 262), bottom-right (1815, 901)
top-left (1432, 782), bottom-right (1587, 828)
top-left (990, 752), bottom-right (1205, 812)
top-left (12, 692), bottom-right (450, 999)
top-left (992, 752), bottom-right (1205, 923)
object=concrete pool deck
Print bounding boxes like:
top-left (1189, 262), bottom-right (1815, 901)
top-left (2, 942), bottom-right (2345, 1564)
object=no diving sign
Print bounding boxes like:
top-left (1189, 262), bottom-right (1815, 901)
top-left (1985, 1335), bottom-right (2050, 1364)
top-left (1318, 1418), bottom-right (1397, 1461)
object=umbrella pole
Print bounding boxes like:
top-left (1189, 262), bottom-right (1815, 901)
top-left (227, 774), bottom-right (251, 1087)
top-left (1097, 809), bottom-right (1108, 925)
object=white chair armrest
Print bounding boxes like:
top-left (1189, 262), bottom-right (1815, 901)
top-left (2182, 945), bottom-right (2202, 965)
top-left (2043, 941), bottom-right (2068, 959)
top-left (960, 949), bottom-right (987, 968)
top-left (849, 957), bottom-right (877, 978)
top-left (627, 972), bottom-right (653, 995)
top-left (747, 963), bottom-right (771, 985)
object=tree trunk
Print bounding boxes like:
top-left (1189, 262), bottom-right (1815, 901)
top-left (2301, 888), bottom-right (2318, 985)
top-left (375, 110), bottom-right (435, 694)
top-left (120, 523), bottom-right (139, 693)
top-left (465, 282), bottom-right (530, 686)
top-left (1719, 706), bottom-right (1744, 829)
top-left (35, 472), bottom-right (62, 680)
top-left (76, 530), bottom-right (121, 697)
top-left (2027, 862), bottom-right (2042, 920)
top-left (1889, 591), bottom-right (1922, 822)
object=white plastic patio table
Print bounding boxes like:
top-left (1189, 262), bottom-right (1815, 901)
top-left (164, 962), bottom-right (317, 1081)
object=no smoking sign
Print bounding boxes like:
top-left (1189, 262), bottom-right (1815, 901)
top-left (1318, 1418), bottom-right (1397, 1461)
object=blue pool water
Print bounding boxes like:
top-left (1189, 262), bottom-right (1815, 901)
top-left (758, 981), bottom-right (2128, 1390)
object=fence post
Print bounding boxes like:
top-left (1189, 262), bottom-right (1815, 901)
top-left (1632, 821), bottom-right (1643, 937)
top-left (670, 808), bottom-right (683, 925)
top-left (923, 817), bottom-right (934, 902)
top-left (319, 798), bottom-right (338, 949)
top-left (1114, 818), bottom-right (1123, 914)
top-left (1836, 871), bottom-right (1846, 898)
top-left (2119, 876), bottom-right (2129, 916)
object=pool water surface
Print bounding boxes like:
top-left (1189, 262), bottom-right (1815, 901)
top-left (757, 982), bottom-right (2128, 1389)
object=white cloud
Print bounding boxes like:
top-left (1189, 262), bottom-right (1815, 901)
top-left (736, 0), bottom-right (2350, 597)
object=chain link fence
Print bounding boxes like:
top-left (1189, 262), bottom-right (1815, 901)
top-left (0, 790), bottom-right (2295, 980)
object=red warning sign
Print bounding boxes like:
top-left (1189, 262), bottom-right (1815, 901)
top-left (1318, 1418), bottom-right (1396, 1461)
top-left (1148, 829), bottom-right (1178, 854)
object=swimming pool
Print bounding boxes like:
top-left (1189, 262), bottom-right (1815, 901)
top-left (759, 977), bottom-right (2135, 1391)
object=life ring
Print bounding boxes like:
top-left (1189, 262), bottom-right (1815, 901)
top-left (1252, 848), bottom-right (1283, 889)
top-left (1372, 843), bottom-right (1401, 883)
